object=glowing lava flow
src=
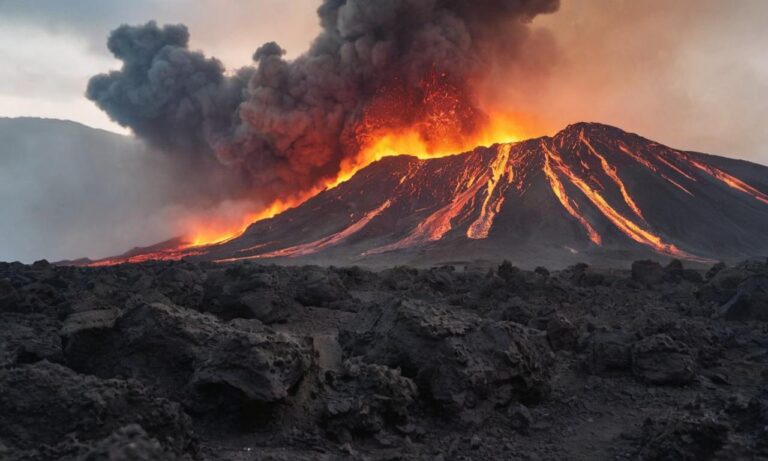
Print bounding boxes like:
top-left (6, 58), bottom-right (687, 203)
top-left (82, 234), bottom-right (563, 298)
top-left (216, 200), bottom-right (392, 263)
top-left (580, 133), bottom-right (645, 220)
top-left (543, 151), bottom-right (603, 245)
top-left (542, 142), bottom-right (700, 260)
top-left (467, 144), bottom-right (513, 239)
top-left (183, 112), bottom-right (532, 250)
top-left (685, 156), bottom-right (768, 205)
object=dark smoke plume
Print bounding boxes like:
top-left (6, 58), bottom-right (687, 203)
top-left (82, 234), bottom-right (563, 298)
top-left (88, 0), bottom-right (559, 204)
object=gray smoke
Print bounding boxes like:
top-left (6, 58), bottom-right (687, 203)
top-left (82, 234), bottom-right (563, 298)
top-left (87, 0), bottom-right (559, 203)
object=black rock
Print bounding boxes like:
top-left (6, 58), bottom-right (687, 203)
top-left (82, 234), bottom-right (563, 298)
top-left (340, 299), bottom-right (552, 413)
top-left (632, 334), bottom-right (697, 385)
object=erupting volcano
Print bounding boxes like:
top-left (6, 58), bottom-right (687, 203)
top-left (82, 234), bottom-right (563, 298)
top-left (91, 123), bottom-right (768, 267)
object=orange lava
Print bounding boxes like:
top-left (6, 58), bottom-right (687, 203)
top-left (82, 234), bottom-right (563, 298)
top-left (542, 147), bottom-right (603, 245)
top-left (580, 133), bottom-right (645, 220)
top-left (542, 142), bottom-right (699, 260)
top-left (181, 110), bottom-right (537, 250)
top-left (686, 157), bottom-right (768, 205)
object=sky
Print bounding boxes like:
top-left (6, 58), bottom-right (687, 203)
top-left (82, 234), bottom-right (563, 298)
top-left (1, 0), bottom-right (767, 263)
top-left (1, 0), bottom-right (767, 162)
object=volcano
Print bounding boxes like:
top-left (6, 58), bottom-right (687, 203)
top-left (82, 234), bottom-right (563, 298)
top-left (94, 123), bottom-right (768, 268)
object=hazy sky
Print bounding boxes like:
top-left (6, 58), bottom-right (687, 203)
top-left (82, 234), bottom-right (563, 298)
top-left (1, 0), bottom-right (766, 163)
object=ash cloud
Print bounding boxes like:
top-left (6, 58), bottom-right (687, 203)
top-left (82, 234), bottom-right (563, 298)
top-left (87, 0), bottom-right (560, 205)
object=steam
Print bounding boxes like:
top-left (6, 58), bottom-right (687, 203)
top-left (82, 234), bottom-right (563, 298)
top-left (87, 0), bottom-right (559, 205)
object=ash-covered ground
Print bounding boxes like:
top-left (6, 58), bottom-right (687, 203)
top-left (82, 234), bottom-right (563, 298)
top-left (1, 258), bottom-right (767, 460)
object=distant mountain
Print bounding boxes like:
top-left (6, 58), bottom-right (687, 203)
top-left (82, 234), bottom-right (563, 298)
top-left (0, 117), bottom-right (174, 263)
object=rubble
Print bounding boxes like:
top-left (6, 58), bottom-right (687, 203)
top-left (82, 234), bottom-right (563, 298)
top-left (0, 258), bottom-right (766, 459)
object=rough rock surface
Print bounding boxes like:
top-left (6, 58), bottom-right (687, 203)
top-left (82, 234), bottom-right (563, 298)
top-left (1, 258), bottom-right (767, 459)
top-left (340, 299), bottom-right (552, 414)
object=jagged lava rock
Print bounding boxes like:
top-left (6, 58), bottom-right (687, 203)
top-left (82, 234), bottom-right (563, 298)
top-left (340, 299), bottom-right (552, 413)
top-left (0, 361), bottom-right (193, 459)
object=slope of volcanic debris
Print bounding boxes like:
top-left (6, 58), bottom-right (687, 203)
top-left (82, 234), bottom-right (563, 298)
top-left (101, 123), bottom-right (768, 268)
top-left (2, 257), bottom-right (768, 460)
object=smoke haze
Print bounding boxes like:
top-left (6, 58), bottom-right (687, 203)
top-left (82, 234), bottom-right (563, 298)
top-left (87, 1), bottom-right (561, 206)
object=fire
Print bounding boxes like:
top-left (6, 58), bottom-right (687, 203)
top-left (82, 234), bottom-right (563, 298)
top-left (181, 110), bottom-right (537, 249)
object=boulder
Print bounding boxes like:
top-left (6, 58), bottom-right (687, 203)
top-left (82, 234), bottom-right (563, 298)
top-left (322, 359), bottom-right (418, 441)
top-left (340, 299), bottom-right (552, 413)
top-left (0, 313), bottom-right (61, 367)
top-left (202, 266), bottom-right (300, 323)
top-left (638, 413), bottom-right (729, 460)
top-left (718, 275), bottom-right (768, 321)
top-left (546, 314), bottom-right (578, 351)
top-left (0, 361), bottom-right (193, 459)
top-left (632, 260), bottom-right (665, 286)
top-left (632, 334), bottom-right (696, 385)
top-left (63, 300), bottom-right (312, 416)
top-left (584, 330), bottom-right (634, 374)
top-left (81, 424), bottom-right (182, 461)
top-left (294, 268), bottom-right (350, 306)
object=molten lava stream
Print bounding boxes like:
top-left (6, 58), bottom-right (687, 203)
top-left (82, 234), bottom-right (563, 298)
top-left (542, 142), bottom-right (703, 260)
top-left (184, 112), bottom-right (535, 251)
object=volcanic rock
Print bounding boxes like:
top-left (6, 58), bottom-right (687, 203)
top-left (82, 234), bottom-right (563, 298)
top-left (201, 264), bottom-right (300, 323)
top-left (0, 361), bottom-right (193, 459)
top-left (583, 329), bottom-right (635, 374)
top-left (321, 358), bottom-right (418, 441)
top-left (340, 299), bottom-right (552, 414)
top-left (631, 334), bottom-right (697, 385)
top-left (0, 313), bottom-right (61, 367)
top-left (718, 275), bottom-right (768, 321)
top-left (63, 300), bottom-right (312, 415)
top-left (632, 260), bottom-right (666, 286)
top-left (81, 424), bottom-right (182, 461)
top-left (82, 123), bottom-right (768, 269)
top-left (638, 413), bottom-right (729, 460)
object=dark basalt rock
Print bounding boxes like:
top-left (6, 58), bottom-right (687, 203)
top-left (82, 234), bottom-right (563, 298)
top-left (0, 361), bottom-right (194, 459)
top-left (632, 334), bottom-right (697, 385)
top-left (321, 358), bottom-right (418, 441)
top-left (294, 267), bottom-right (350, 307)
top-left (63, 300), bottom-right (312, 415)
top-left (80, 424), bottom-right (182, 461)
top-left (638, 413), bottom-right (729, 461)
top-left (632, 260), bottom-right (665, 286)
top-left (583, 329), bottom-right (635, 374)
top-left (0, 313), bottom-right (61, 367)
top-left (0, 258), bottom-right (766, 459)
top-left (201, 265), bottom-right (300, 323)
top-left (340, 299), bottom-right (552, 413)
top-left (719, 275), bottom-right (768, 321)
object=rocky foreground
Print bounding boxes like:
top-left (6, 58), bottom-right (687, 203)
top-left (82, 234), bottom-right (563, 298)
top-left (0, 259), bottom-right (767, 460)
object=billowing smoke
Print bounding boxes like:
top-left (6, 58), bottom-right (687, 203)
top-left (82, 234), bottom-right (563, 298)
top-left (87, 0), bottom-right (559, 205)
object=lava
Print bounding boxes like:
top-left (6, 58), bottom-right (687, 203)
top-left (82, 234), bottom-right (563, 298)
top-left (542, 142), bottom-right (699, 260)
top-left (542, 148), bottom-right (603, 245)
top-left (467, 144), bottom-right (513, 239)
top-left (216, 200), bottom-right (392, 263)
top-left (580, 133), bottom-right (645, 220)
top-left (686, 156), bottom-right (768, 205)
top-left (175, 71), bottom-right (537, 252)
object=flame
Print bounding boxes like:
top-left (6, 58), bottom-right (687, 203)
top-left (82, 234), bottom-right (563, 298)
top-left (181, 110), bottom-right (536, 250)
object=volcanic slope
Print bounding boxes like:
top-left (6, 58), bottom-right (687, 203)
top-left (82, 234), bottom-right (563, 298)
top-left (109, 123), bottom-right (768, 268)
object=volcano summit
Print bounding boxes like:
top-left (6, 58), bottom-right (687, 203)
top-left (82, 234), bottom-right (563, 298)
top-left (93, 123), bottom-right (768, 268)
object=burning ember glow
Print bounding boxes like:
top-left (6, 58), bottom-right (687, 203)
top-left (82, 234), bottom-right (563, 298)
top-left (180, 74), bottom-right (538, 252)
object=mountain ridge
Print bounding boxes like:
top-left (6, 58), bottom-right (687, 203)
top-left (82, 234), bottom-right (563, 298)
top-left (90, 122), bottom-right (768, 268)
